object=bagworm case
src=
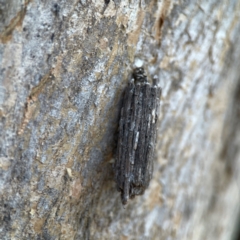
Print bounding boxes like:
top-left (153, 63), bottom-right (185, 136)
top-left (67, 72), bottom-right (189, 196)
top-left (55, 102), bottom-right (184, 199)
top-left (114, 67), bottom-right (161, 204)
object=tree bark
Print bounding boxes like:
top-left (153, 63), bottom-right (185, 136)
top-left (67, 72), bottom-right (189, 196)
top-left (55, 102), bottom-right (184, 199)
top-left (0, 0), bottom-right (240, 239)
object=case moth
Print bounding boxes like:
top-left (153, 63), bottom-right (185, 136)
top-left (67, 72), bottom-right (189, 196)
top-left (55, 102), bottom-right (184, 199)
top-left (114, 67), bottom-right (161, 205)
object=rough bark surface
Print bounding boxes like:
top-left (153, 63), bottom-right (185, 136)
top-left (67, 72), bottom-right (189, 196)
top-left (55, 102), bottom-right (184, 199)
top-left (0, 0), bottom-right (240, 240)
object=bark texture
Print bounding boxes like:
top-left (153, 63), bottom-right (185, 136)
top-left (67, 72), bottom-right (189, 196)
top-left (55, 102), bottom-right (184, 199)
top-left (0, 0), bottom-right (240, 239)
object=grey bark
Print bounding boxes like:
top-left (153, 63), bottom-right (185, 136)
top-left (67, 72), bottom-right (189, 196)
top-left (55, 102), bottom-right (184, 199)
top-left (0, 0), bottom-right (240, 240)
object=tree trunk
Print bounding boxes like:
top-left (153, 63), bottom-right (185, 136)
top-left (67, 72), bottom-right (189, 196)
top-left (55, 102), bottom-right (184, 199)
top-left (0, 0), bottom-right (240, 239)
